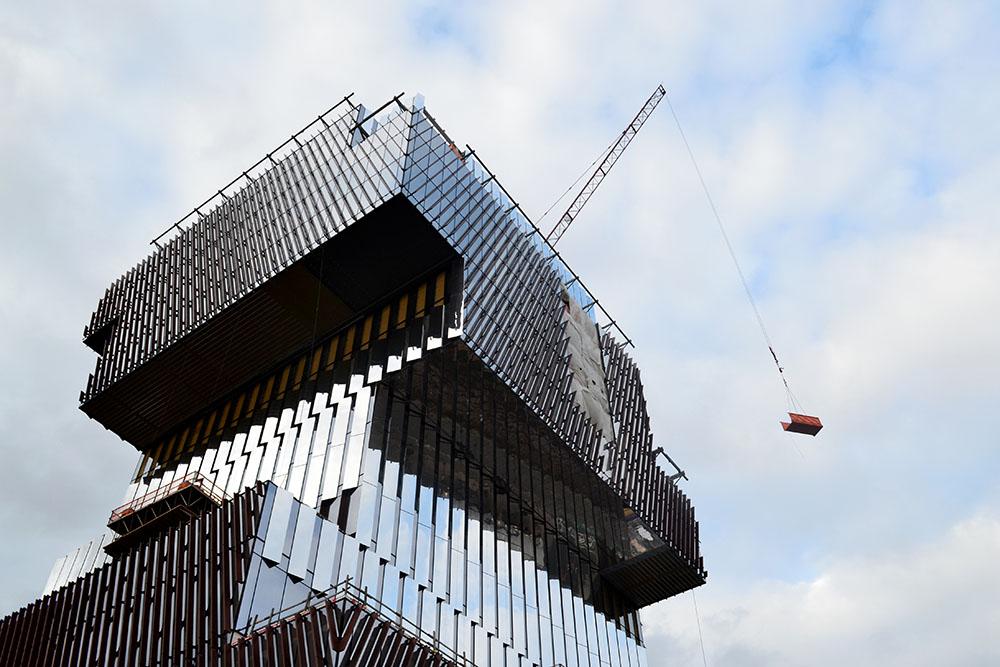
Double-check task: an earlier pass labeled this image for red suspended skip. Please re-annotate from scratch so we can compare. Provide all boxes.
[780,413,823,436]
[667,94,824,441]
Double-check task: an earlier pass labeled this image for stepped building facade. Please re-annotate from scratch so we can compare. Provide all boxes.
[0,93,706,666]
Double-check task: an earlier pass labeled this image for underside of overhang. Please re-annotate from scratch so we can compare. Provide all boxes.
[81,195,459,450]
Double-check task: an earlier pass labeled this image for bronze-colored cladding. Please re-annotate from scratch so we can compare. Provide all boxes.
[0,485,461,667]
[0,484,259,666]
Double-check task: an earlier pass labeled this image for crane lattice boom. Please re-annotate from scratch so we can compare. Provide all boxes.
[546,84,667,246]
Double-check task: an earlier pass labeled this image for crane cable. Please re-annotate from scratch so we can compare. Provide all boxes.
[664,92,803,413]
[692,590,710,667]
[536,140,616,227]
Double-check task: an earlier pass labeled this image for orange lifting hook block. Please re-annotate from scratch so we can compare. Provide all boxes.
[781,413,823,436]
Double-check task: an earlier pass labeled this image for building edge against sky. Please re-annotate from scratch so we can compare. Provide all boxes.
[0,93,706,666]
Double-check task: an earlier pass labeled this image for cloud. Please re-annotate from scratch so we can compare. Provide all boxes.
[644,508,1000,666]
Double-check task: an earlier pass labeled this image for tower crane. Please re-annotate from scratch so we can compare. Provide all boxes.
[544,83,823,436]
[546,84,666,246]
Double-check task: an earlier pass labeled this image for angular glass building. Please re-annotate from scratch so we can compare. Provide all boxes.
[0,93,706,666]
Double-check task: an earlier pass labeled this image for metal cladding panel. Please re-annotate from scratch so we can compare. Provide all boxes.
[81,99,411,406]
[78,92,705,606]
[288,499,320,579]
[41,532,114,595]
[399,109,706,585]
[311,520,339,593]
[0,484,464,667]
[81,341,657,663]
[0,485,262,666]
[263,484,295,565]
[117,271,462,515]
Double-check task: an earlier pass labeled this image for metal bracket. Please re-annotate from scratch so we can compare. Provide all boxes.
[347,92,406,143]
[651,447,688,482]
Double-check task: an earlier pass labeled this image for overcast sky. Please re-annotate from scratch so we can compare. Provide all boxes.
[2,1,999,665]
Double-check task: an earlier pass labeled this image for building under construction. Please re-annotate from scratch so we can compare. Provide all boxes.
[0,93,706,666]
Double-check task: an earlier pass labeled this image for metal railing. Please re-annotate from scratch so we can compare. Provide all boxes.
[108,472,227,524]
[233,577,474,666]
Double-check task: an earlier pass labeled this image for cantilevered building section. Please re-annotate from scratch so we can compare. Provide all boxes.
[0,93,706,666]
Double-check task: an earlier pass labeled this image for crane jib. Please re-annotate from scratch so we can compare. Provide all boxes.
[546,84,667,246]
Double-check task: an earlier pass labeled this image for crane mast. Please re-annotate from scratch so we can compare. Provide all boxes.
[546,84,667,246]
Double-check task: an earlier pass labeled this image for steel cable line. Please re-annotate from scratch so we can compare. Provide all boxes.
[664,91,803,413]
[692,590,710,667]
[536,140,616,227]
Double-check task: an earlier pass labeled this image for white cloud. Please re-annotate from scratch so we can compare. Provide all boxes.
[644,508,1000,666]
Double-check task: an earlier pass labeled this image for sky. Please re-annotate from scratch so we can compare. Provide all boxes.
[1,1,999,664]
